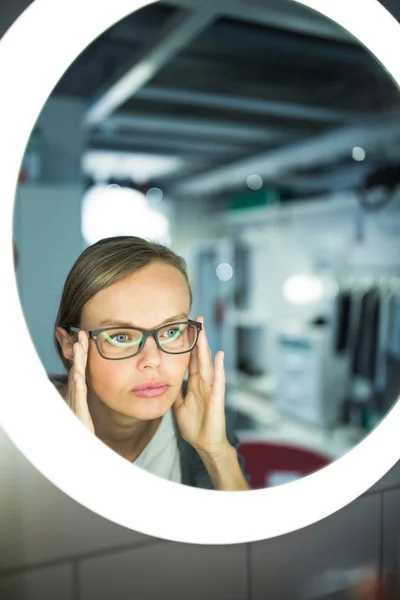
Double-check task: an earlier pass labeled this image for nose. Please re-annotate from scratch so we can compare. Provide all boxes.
[136,335,162,370]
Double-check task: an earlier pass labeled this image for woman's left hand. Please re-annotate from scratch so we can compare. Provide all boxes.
[173,316,231,460]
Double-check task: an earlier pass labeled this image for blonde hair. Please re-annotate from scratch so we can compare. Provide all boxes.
[55,236,192,371]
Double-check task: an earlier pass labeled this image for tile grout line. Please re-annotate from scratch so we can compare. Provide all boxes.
[246,543,253,600]
[0,538,167,579]
[379,492,384,583]
[363,481,400,497]
[71,560,81,600]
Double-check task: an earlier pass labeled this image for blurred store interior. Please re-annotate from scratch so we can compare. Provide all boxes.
[13,0,400,490]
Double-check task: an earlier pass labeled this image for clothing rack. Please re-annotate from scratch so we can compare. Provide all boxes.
[333,275,400,422]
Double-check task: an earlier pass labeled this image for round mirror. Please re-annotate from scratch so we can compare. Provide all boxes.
[2,0,400,544]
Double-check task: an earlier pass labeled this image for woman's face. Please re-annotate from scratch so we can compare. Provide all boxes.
[80,262,192,422]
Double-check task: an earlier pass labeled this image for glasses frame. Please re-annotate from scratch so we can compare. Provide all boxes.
[67,320,202,361]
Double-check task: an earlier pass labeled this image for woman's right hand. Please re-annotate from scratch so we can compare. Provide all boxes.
[65,330,94,434]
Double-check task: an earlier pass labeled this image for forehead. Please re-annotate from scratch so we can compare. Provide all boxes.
[81,262,190,329]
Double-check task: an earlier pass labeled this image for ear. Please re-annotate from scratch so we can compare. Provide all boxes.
[55,327,75,362]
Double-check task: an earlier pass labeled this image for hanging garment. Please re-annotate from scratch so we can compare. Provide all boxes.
[382,353,400,415]
[389,293,400,358]
[347,290,363,365]
[334,291,352,354]
[352,288,381,381]
[374,291,391,392]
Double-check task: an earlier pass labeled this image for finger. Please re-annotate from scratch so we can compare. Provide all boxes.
[78,330,89,370]
[196,316,214,385]
[188,341,199,375]
[74,371,92,430]
[65,340,86,413]
[210,351,226,408]
[197,316,212,362]
[73,340,87,378]
[65,357,76,410]
[74,371,87,412]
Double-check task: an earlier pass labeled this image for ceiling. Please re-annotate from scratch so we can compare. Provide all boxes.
[50,0,400,201]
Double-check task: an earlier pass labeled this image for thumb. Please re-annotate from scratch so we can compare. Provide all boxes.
[74,372,94,434]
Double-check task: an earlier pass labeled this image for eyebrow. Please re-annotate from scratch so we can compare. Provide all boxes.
[98,313,189,329]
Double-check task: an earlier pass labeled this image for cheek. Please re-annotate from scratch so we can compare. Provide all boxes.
[86,350,128,395]
[86,350,189,391]
[166,354,190,381]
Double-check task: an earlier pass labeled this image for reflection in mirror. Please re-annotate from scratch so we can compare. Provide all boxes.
[13,0,400,490]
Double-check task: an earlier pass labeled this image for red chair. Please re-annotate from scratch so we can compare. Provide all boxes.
[238,440,331,489]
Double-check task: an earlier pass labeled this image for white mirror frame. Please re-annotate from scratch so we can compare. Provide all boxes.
[0,0,399,545]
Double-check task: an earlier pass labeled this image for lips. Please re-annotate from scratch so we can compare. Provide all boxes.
[132,381,169,392]
[131,381,170,399]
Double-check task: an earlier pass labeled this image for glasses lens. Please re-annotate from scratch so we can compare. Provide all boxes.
[98,328,143,359]
[157,323,197,354]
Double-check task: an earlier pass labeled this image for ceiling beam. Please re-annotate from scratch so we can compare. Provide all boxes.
[101,112,289,143]
[281,164,373,194]
[135,85,358,123]
[84,8,215,126]
[170,113,400,196]
[164,0,354,44]
[89,131,254,157]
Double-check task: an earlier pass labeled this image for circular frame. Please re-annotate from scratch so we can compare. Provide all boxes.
[1,0,400,545]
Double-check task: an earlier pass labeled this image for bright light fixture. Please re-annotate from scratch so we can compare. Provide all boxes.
[81,184,170,246]
[1,0,400,546]
[283,274,325,305]
[82,150,183,184]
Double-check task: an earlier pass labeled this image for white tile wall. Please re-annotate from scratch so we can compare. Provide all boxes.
[1,407,398,600]
[366,460,400,494]
[0,416,398,600]
[250,494,381,600]
[79,542,248,600]
[382,488,400,574]
[0,428,149,573]
[0,564,74,600]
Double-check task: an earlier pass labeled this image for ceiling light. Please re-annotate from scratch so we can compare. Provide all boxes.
[283,274,325,305]
[216,263,233,281]
[81,184,170,246]
[352,146,366,161]
[146,187,163,204]
[246,174,263,190]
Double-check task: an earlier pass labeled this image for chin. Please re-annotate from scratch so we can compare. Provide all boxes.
[122,390,175,421]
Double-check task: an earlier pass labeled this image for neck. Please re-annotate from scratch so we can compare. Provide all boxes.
[87,391,161,462]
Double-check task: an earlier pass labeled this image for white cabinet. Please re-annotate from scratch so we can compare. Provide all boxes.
[275,328,348,427]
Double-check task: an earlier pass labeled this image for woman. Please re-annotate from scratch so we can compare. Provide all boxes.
[54,235,250,491]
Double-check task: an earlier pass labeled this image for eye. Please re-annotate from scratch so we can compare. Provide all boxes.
[112,333,130,344]
[101,331,141,347]
[165,328,181,338]
[160,327,183,343]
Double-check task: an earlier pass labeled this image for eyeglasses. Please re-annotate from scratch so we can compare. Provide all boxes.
[66,320,202,361]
